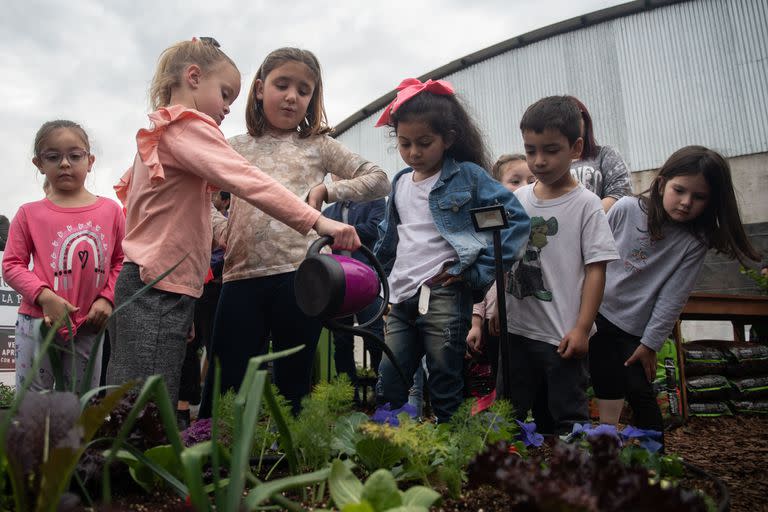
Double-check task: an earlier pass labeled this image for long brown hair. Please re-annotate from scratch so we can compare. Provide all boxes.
[566,96,599,160]
[641,145,760,264]
[245,48,331,138]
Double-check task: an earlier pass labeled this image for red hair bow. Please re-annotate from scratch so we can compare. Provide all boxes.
[375,78,455,127]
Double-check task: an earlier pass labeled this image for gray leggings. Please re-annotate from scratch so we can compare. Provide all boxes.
[15,314,103,392]
[106,263,194,405]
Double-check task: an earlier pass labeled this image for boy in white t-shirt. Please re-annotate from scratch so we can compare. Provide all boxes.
[497,96,618,436]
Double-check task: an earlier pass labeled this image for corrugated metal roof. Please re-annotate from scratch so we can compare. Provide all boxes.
[336,0,768,175]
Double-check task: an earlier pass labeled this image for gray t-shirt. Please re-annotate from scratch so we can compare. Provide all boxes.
[599,197,707,352]
[570,145,632,200]
[506,184,618,346]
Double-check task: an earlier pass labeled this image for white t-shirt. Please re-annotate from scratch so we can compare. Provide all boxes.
[506,183,618,346]
[388,172,458,303]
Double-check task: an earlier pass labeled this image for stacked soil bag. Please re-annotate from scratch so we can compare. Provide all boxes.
[683,339,768,416]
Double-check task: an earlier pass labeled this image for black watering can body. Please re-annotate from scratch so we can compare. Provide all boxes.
[294,236,407,384]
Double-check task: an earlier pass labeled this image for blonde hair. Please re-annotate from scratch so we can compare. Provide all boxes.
[491,153,526,181]
[245,47,331,138]
[149,38,238,110]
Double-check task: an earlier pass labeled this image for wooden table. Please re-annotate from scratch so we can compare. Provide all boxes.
[673,292,768,418]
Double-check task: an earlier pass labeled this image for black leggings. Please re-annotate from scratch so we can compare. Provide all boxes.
[199,272,322,417]
[588,314,664,431]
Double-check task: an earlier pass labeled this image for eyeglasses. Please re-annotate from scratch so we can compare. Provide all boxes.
[39,150,89,166]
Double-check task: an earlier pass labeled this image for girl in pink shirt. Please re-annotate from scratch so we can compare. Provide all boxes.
[2,120,125,391]
[106,38,358,405]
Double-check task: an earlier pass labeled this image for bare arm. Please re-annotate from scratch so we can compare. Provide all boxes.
[558,261,607,359]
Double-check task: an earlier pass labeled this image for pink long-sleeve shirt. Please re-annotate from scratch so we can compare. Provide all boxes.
[115,106,320,297]
[2,197,125,334]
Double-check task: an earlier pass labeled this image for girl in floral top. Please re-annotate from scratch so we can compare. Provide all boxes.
[199,48,390,416]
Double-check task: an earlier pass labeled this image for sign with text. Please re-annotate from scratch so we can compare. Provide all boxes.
[0,251,19,377]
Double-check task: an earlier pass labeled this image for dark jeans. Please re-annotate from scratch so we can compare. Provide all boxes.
[500,333,589,436]
[377,284,471,423]
[199,272,322,417]
[332,297,384,384]
[589,313,664,432]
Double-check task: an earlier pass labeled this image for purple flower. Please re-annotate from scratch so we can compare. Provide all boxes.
[515,419,544,447]
[620,426,663,453]
[370,403,418,426]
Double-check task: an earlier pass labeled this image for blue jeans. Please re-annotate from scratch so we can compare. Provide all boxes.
[377,284,471,423]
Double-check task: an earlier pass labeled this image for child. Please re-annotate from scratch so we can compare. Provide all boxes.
[374,78,530,423]
[568,96,632,211]
[199,47,391,416]
[501,96,619,436]
[107,39,358,406]
[589,146,761,432]
[467,153,534,382]
[2,120,125,391]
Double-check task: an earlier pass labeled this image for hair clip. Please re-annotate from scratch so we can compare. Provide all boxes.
[198,36,221,48]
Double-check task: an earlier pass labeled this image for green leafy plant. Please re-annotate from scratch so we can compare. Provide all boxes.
[740,266,768,293]
[0,383,13,408]
[320,459,440,512]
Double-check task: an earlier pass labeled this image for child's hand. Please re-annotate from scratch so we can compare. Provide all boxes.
[558,327,589,359]
[428,269,463,287]
[466,325,484,357]
[307,184,328,211]
[84,297,113,332]
[36,288,79,327]
[624,344,657,382]
[313,216,361,251]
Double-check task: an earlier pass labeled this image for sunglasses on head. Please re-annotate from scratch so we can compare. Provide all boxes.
[196,36,221,48]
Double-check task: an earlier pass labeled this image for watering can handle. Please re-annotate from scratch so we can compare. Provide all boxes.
[308,235,389,327]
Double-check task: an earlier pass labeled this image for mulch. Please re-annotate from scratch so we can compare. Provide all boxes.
[666,415,768,512]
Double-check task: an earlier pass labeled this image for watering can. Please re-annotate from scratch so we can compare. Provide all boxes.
[294,236,407,384]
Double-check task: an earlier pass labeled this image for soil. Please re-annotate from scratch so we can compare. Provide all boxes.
[666,415,768,512]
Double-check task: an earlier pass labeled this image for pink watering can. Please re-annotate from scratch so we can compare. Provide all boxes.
[295,235,406,383]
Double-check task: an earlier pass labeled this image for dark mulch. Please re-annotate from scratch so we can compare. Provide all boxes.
[666,415,768,512]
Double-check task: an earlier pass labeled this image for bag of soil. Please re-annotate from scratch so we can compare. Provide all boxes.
[686,375,731,401]
[730,400,768,415]
[730,376,768,399]
[688,401,733,417]
[724,344,768,377]
[684,345,728,377]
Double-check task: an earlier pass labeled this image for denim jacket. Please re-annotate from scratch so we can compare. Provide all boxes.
[374,158,530,297]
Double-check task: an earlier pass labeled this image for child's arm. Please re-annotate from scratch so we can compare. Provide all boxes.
[2,213,80,326]
[628,244,707,380]
[320,138,391,205]
[558,261,607,359]
[462,169,530,290]
[168,120,359,250]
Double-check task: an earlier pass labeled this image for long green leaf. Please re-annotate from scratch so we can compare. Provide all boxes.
[263,381,299,475]
[244,466,330,509]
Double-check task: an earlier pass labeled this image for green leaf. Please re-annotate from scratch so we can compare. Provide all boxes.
[329,459,363,508]
[341,501,376,512]
[387,506,431,512]
[244,466,330,508]
[332,412,369,456]
[401,486,441,507]
[356,437,406,471]
[360,469,402,511]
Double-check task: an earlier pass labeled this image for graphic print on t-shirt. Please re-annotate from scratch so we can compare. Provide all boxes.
[508,216,558,302]
[571,165,603,195]
[623,233,654,274]
[49,221,108,291]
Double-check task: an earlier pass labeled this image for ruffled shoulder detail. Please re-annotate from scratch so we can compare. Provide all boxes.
[137,105,219,185]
